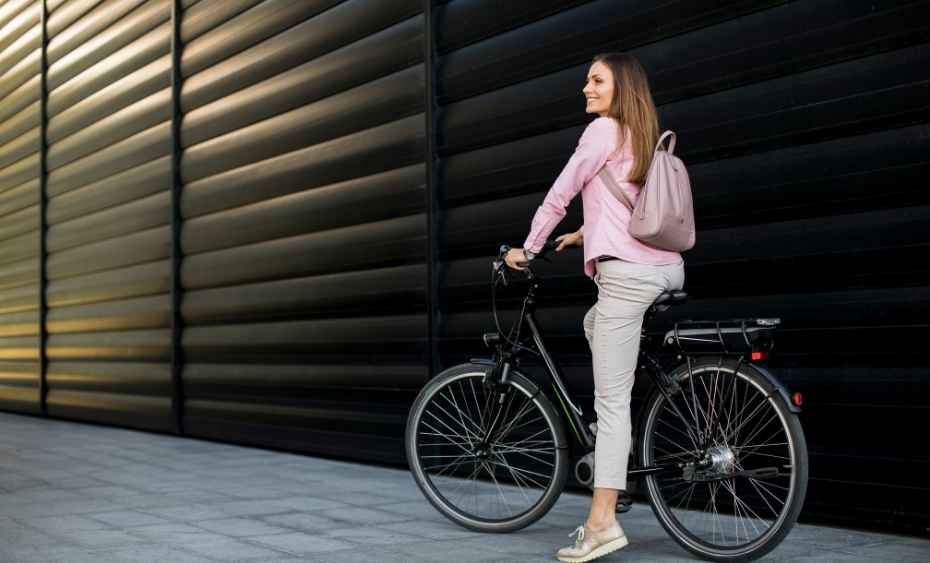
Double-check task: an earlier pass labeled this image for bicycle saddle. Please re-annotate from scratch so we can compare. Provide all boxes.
[649,290,688,313]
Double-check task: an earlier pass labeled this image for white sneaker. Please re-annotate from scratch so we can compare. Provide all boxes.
[556,521,628,562]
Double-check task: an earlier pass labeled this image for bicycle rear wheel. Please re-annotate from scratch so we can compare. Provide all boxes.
[639,358,808,562]
[405,362,569,533]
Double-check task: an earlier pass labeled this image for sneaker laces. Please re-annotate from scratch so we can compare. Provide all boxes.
[568,525,586,547]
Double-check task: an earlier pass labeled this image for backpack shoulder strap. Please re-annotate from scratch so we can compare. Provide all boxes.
[597,167,635,212]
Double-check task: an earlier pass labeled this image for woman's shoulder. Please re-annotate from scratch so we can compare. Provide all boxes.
[585,116,620,135]
[579,117,617,148]
[582,117,629,158]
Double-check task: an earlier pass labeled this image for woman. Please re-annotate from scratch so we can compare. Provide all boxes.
[504,52,685,562]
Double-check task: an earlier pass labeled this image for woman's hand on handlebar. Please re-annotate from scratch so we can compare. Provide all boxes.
[555,229,583,251]
[504,248,530,271]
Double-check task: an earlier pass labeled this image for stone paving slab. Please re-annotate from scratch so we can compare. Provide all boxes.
[0,412,926,562]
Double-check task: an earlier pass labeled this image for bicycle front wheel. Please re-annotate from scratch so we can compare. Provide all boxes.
[640,358,808,562]
[405,362,569,533]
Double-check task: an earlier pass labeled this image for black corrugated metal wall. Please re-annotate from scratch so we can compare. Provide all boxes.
[0,0,927,534]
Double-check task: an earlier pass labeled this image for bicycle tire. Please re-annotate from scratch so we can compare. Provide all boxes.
[639,357,808,562]
[405,362,569,533]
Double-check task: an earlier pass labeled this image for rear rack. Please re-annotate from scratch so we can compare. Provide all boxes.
[663,318,781,356]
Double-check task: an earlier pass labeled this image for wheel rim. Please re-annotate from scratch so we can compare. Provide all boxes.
[644,364,799,554]
[412,372,560,524]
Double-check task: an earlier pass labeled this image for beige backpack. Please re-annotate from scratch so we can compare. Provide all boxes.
[597,131,695,252]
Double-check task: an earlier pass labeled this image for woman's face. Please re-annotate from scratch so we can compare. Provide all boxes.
[583,61,614,117]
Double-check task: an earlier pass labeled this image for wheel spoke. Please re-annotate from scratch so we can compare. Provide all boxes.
[490,395,536,443]
[643,365,804,555]
[437,387,484,443]
[426,397,482,444]
[411,372,561,526]
[420,420,473,456]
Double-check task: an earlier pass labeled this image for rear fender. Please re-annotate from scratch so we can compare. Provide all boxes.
[744,362,802,414]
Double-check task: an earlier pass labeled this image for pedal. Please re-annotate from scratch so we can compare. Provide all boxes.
[616,491,633,513]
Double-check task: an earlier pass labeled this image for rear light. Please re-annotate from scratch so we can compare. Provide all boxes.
[792,392,803,407]
[750,350,766,361]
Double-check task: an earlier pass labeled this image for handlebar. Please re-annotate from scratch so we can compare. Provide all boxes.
[487,238,569,351]
[492,239,561,287]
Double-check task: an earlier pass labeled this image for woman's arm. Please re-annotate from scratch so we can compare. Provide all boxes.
[522,119,615,254]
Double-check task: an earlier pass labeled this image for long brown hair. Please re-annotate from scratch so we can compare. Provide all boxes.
[591,52,659,186]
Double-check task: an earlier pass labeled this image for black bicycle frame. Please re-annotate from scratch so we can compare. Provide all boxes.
[477,282,683,479]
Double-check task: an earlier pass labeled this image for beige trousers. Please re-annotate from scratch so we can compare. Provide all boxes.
[582,258,685,490]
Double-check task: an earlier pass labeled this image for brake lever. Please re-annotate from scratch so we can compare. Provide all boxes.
[492,260,509,287]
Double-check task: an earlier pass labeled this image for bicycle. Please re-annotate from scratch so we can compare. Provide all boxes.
[405,240,808,562]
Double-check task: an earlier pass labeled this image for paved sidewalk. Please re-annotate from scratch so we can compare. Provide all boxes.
[0,412,926,562]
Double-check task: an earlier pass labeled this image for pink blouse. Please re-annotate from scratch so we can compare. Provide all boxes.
[522,117,683,279]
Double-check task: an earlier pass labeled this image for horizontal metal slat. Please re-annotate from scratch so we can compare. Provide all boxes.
[0,178,37,217]
[436,0,592,53]
[0,0,33,33]
[0,335,38,360]
[0,196,36,238]
[0,0,37,60]
[48,191,169,252]
[47,260,169,309]
[0,116,38,169]
[0,76,39,134]
[0,98,38,148]
[47,294,169,334]
[46,0,105,38]
[183,264,425,325]
[0,30,39,98]
[47,121,169,192]
[182,113,424,190]
[48,329,170,361]
[0,283,37,315]
[183,100,424,188]
[184,398,404,430]
[0,384,39,413]
[181,9,422,112]
[183,63,423,151]
[183,315,425,361]
[181,0,345,78]
[184,362,426,391]
[0,361,38,386]
[183,137,423,220]
[0,257,37,291]
[47,225,169,280]
[0,230,38,264]
[0,151,37,194]
[46,389,171,431]
[47,156,168,216]
[48,55,169,144]
[183,214,424,289]
[0,309,36,337]
[47,0,167,89]
[48,89,170,171]
[47,0,146,62]
[48,20,168,116]
[47,361,171,395]
[181,0,265,45]
[183,164,423,252]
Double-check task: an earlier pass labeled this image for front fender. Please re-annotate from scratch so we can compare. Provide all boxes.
[465,358,568,448]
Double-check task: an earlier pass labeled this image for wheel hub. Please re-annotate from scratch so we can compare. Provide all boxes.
[706,445,737,474]
[473,443,493,460]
